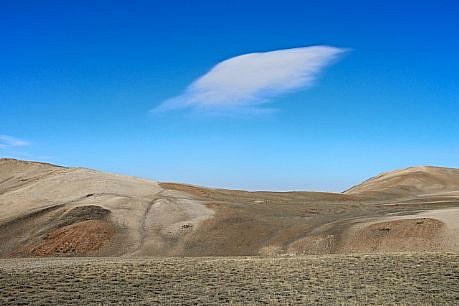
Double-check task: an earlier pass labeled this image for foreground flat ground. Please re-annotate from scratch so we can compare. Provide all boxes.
[1,253,458,305]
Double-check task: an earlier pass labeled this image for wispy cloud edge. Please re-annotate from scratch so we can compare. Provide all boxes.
[0,135,30,149]
[153,45,348,114]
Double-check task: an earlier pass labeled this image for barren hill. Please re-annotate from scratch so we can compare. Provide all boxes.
[1,158,458,257]
[344,166,459,199]
[0,158,212,257]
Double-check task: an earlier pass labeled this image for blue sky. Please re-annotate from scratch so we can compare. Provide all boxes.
[1,0,458,191]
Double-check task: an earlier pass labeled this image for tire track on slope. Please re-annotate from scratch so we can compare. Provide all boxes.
[133,190,166,254]
[0,168,67,196]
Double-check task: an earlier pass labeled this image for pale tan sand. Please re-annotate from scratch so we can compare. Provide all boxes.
[1,158,458,257]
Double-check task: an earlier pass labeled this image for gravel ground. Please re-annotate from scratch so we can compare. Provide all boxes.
[1,253,459,305]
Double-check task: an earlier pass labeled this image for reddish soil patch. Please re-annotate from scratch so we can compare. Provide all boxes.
[346,218,446,252]
[159,183,210,197]
[18,220,116,256]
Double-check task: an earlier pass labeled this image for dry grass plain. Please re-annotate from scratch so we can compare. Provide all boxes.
[1,253,459,305]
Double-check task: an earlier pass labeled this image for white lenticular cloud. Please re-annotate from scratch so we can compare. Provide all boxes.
[0,135,29,149]
[154,46,346,113]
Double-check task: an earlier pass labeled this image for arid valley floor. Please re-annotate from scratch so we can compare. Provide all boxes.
[1,158,459,304]
[2,254,459,304]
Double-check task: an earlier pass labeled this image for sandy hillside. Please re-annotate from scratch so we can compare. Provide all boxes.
[0,159,213,257]
[0,158,458,257]
[344,166,459,199]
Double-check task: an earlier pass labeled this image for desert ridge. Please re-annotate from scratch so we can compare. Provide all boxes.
[1,158,458,257]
